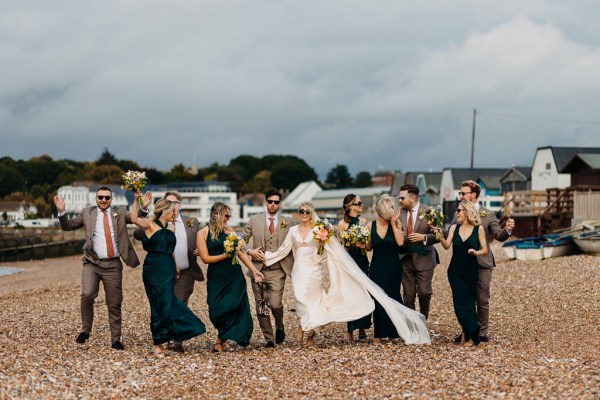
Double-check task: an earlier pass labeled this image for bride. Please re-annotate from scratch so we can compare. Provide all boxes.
[263,202,431,346]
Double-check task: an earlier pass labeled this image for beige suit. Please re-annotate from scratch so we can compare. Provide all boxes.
[450,205,511,336]
[243,213,293,342]
[59,206,141,343]
[399,205,440,319]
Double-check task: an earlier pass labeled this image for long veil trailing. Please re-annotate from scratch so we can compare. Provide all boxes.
[324,238,431,345]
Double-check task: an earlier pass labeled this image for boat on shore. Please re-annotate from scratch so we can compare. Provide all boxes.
[502,234,575,261]
[573,230,600,256]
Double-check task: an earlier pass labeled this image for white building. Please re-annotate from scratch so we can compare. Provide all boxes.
[0,201,38,225]
[57,183,129,215]
[531,146,600,191]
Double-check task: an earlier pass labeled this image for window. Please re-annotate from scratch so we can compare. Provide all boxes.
[546,163,551,170]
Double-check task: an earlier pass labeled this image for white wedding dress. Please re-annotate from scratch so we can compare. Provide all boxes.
[264,226,431,345]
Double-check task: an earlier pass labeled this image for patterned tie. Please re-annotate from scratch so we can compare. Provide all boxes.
[269,217,275,235]
[407,209,413,236]
[102,210,115,258]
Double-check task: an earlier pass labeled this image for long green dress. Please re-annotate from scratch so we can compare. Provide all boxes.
[369,221,402,339]
[447,224,481,344]
[142,220,206,345]
[346,216,372,333]
[206,231,253,346]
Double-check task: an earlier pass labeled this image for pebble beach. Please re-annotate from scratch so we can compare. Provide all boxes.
[0,243,598,399]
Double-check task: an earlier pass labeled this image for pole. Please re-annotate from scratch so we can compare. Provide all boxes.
[470,109,476,168]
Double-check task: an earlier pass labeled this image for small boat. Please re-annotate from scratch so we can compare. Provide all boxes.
[502,234,575,261]
[573,230,600,256]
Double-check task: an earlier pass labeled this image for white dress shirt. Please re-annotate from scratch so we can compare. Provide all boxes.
[174,215,189,270]
[93,207,120,259]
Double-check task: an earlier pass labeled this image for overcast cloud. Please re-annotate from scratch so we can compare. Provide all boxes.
[2,1,600,178]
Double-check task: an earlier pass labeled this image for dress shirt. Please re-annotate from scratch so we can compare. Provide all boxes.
[174,215,189,270]
[93,207,120,259]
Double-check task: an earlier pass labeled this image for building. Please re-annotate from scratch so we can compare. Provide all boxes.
[402,171,443,206]
[500,166,532,193]
[0,201,38,225]
[440,168,507,213]
[560,154,600,186]
[531,146,600,191]
[280,181,323,213]
[310,186,391,222]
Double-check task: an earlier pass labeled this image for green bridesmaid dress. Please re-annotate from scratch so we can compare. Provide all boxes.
[142,220,205,345]
[346,216,372,333]
[447,224,481,344]
[369,221,402,339]
[206,231,253,346]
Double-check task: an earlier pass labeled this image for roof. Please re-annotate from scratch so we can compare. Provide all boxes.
[537,146,600,172]
[403,171,443,188]
[0,201,22,212]
[500,166,532,183]
[445,168,507,189]
[310,186,391,211]
[281,181,323,211]
[560,153,600,173]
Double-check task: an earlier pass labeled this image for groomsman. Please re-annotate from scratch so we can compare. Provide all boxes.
[398,184,439,320]
[54,187,151,350]
[452,180,515,342]
[243,188,293,348]
[133,190,204,353]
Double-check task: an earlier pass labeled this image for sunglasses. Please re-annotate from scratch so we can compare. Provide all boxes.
[298,209,311,215]
[225,214,231,219]
[266,199,281,205]
[97,196,111,200]
[458,191,472,196]
[352,201,363,206]
[456,209,464,214]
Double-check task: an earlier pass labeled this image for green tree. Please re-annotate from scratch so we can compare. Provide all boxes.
[163,163,192,182]
[229,155,262,181]
[354,171,372,188]
[243,170,273,194]
[271,158,318,191]
[85,165,125,184]
[326,164,353,189]
[217,167,245,194]
[96,148,118,165]
[0,164,25,198]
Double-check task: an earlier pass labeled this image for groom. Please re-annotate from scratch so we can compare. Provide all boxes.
[243,188,293,348]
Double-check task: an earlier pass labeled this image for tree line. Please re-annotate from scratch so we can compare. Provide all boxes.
[0,149,372,218]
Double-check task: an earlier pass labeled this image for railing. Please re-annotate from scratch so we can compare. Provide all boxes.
[503,191,547,216]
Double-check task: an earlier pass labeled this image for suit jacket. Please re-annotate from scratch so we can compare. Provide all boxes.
[59,206,140,268]
[133,215,205,281]
[449,205,511,269]
[243,213,294,276]
[399,205,440,271]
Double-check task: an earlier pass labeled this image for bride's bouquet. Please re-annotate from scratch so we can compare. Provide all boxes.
[418,205,445,240]
[223,232,245,265]
[122,170,148,205]
[312,219,335,255]
[339,222,370,256]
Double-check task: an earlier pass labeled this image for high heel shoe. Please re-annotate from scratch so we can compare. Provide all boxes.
[306,332,315,347]
[213,340,224,353]
[358,329,367,340]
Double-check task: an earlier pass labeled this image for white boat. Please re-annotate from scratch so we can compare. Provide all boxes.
[502,234,575,261]
[573,230,600,256]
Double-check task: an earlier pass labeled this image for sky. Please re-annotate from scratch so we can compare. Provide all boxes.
[2,1,600,179]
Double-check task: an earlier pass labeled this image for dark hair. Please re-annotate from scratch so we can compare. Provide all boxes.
[164,190,182,201]
[264,188,282,201]
[96,186,112,193]
[342,194,357,223]
[460,180,481,198]
[400,184,419,196]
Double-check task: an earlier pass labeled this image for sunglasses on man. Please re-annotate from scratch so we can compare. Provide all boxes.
[97,196,112,200]
[266,199,281,205]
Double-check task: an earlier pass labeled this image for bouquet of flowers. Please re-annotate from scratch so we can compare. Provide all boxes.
[223,232,246,265]
[312,219,335,255]
[339,222,371,255]
[122,170,148,205]
[418,205,445,240]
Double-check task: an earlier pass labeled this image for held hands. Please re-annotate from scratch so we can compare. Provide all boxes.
[407,233,425,243]
[53,195,65,213]
[248,248,266,262]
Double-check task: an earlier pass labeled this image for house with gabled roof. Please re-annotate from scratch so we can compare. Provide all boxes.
[531,146,600,190]
[500,166,532,193]
[402,171,443,206]
[560,153,600,186]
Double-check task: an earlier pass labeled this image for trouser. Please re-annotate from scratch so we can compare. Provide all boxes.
[477,267,493,336]
[250,266,286,342]
[81,258,123,343]
[174,268,195,305]
[401,257,434,319]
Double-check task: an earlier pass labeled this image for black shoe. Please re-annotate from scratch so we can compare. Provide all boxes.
[454,333,463,344]
[479,335,489,342]
[265,341,275,348]
[75,332,90,344]
[275,327,286,344]
[111,340,125,350]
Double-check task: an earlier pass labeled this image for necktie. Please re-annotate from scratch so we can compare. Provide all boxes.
[407,209,413,236]
[103,210,115,258]
[269,218,275,234]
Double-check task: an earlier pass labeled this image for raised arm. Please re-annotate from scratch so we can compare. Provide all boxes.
[390,211,405,246]
[130,192,152,229]
[437,225,455,250]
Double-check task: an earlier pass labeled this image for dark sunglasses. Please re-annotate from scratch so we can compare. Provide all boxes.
[97,196,111,200]
[298,209,311,215]
[352,201,363,206]
[456,209,464,214]
[225,214,231,219]
[266,199,281,205]
[458,191,472,196]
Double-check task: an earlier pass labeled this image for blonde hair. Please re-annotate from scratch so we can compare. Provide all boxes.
[209,202,231,239]
[153,199,176,222]
[164,190,182,201]
[460,200,481,226]
[298,202,317,224]
[376,194,401,229]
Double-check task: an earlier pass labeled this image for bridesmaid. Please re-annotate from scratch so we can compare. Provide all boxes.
[337,194,372,342]
[368,194,405,344]
[131,194,206,356]
[436,200,487,346]
[197,202,264,352]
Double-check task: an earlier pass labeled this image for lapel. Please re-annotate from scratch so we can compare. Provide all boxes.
[90,207,98,235]
[413,205,423,232]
